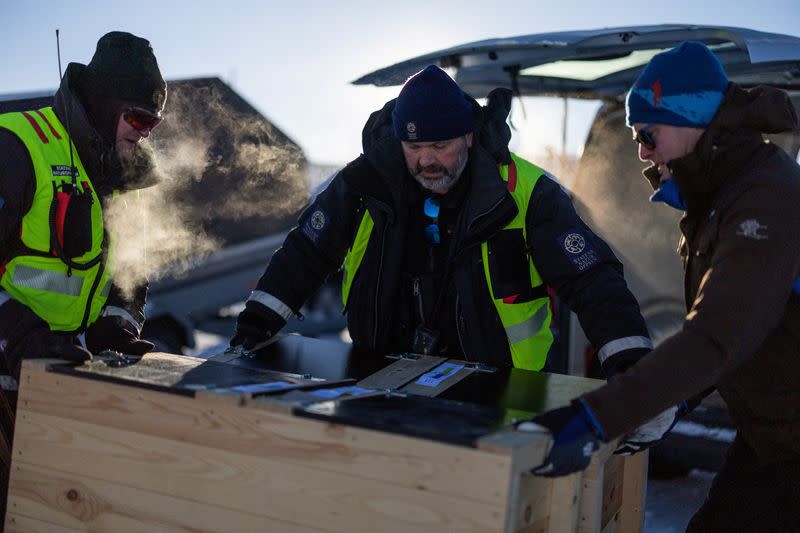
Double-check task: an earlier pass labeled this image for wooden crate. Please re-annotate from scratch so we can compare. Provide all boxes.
[5,356,646,533]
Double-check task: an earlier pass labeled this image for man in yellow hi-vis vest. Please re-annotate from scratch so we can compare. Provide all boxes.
[232,66,652,379]
[0,31,166,514]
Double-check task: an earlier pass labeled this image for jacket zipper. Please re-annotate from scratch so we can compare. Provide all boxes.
[413,277,426,325]
[372,224,388,346]
[79,259,105,331]
[455,293,469,362]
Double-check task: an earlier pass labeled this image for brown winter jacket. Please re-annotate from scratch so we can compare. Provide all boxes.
[583,84,800,463]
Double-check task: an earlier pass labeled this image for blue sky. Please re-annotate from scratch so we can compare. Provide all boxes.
[4,0,799,166]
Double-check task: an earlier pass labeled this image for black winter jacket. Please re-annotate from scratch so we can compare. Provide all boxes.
[256,90,650,370]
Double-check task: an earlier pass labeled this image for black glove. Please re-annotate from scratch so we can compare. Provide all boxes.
[85,315,154,356]
[231,301,286,350]
[520,398,608,477]
[0,299,91,376]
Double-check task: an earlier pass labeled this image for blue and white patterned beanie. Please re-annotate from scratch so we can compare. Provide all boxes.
[626,41,729,128]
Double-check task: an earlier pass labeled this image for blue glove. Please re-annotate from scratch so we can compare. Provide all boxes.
[520,398,608,477]
[614,401,687,455]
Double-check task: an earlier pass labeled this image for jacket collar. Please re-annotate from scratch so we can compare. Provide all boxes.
[353,89,517,239]
[649,83,798,216]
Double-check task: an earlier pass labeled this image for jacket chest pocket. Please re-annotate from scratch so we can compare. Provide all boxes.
[687,216,720,281]
[487,229,544,303]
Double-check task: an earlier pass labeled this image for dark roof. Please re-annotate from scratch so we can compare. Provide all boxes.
[0,77,308,248]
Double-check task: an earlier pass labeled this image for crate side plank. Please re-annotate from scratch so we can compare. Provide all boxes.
[18,363,511,506]
[578,451,605,533]
[8,461,326,533]
[546,472,582,532]
[617,451,648,533]
[511,473,552,533]
[600,455,624,529]
[6,513,82,533]
[12,409,507,532]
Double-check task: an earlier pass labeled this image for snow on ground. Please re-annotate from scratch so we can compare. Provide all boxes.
[645,469,715,532]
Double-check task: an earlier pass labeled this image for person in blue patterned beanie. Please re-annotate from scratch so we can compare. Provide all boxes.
[626,41,729,210]
[580,37,800,532]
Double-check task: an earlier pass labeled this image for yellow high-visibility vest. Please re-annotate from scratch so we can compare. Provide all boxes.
[342,152,553,370]
[0,107,110,332]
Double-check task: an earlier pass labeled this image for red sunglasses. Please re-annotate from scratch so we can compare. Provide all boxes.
[123,108,162,132]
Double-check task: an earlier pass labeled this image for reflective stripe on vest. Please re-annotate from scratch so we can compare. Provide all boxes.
[12,265,84,296]
[341,210,374,307]
[481,153,553,371]
[340,152,553,370]
[0,107,109,332]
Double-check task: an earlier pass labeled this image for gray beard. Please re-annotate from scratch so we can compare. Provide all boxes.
[414,172,458,193]
[412,144,469,193]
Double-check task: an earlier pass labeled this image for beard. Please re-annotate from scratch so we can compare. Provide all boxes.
[115,139,163,191]
[411,139,469,193]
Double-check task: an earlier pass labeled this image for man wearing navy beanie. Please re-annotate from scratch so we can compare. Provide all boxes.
[234,65,653,409]
[529,41,800,530]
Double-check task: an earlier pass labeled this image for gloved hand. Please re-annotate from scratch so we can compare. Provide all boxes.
[520,398,608,477]
[0,299,91,374]
[85,315,154,356]
[614,402,687,455]
[231,301,286,350]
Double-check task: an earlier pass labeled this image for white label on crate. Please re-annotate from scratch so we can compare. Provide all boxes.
[415,363,465,388]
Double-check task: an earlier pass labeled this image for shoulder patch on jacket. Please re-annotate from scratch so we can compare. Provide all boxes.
[558,229,600,272]
[301,206,329,244]
[735,219,768,240]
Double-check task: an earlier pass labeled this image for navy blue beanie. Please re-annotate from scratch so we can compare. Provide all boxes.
[392,65,474,142]
[626,41,728,128]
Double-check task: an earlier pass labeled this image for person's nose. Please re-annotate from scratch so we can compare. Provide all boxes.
[138,128,151,139]
[418,150,437,167]
[638,143,653,162]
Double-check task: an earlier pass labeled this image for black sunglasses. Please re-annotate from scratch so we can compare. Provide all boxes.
[423,196,440,245]
[634,125,656,150]
[123,107,162,132]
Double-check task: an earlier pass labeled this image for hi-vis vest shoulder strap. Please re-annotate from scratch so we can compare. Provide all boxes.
[0,107,111,332]
[341,152,553,370]
[483,153,552,370]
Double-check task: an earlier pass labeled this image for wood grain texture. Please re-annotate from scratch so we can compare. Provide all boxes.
[512,473,552,533]
[579,451,605,532]
[6,513,81,533]
[17,361,511,506]
[600,455,624,529]
[547,472,582,532]
[12,360,645,533]
[12,409,506,532]
[8,462,326,533]
[618,451,648,533]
